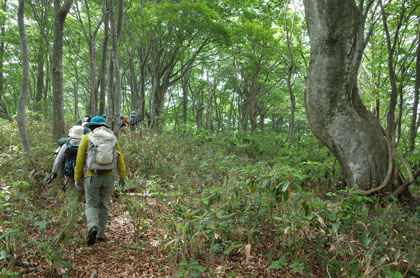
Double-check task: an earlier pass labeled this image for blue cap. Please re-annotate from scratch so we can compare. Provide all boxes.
[84,116,110,128]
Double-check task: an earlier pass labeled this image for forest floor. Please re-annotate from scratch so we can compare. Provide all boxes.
[22,194,310,278]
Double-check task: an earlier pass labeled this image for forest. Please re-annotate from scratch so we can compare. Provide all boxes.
[1,0,420,277]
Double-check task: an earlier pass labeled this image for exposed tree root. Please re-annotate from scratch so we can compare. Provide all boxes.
[360,133,393,195]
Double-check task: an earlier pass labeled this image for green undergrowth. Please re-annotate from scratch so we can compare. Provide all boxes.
[119,129,420,277]
[1,120,419,277]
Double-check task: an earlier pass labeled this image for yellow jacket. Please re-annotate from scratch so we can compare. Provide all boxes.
[74,133,126,181]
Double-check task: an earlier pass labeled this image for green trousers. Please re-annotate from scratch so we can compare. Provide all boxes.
[84,175,114,238]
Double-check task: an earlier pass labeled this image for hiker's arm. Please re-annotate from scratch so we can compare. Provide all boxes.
[52,145,66,174]
[116,140,126,180]
[74,134,89,181]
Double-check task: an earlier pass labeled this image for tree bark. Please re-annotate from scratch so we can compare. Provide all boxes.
[52,0,73,140]
[34,48,44,115]
[76,0,103,116]
[204,70,214,131]
[0,0,10,121]
[408,35,420,152]
[303,0,391,191]
[380,0,406,144]
[17,0,31,153]
[108,0,122,134]
[98,0,109,116]
[285,7,296,141]
[181,69,190,125]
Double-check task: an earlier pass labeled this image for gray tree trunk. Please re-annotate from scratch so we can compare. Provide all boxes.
[204,71,213,131]
[76,0,103,116]
[303,0,390,191]
[34,49,44,115]
[52,0,73,140]
[98,0,109,117]
[17,0,31,153]
[74,81,79,120]
[285,9,296,141]
[0,0,10,121]
[108,0,122,134]
[408,36,420,152]
[182,70,189,125]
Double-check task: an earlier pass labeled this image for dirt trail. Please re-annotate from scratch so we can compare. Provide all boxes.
[22,197,303,277]
[64,202,168,278]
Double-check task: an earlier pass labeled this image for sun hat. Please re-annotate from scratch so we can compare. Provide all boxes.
[82,115,91,123]
[68,125,84,139]
[84,116,110,128]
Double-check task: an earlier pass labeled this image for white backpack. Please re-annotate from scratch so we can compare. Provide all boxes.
[86,126,117,171]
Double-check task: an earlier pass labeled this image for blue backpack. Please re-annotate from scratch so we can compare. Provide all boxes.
[61,143,79,179]
[129,114,138,125]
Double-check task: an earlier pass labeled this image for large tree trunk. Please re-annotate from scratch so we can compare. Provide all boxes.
[17,0,31,153]
[303,0,392,191]
[51,0,73,140]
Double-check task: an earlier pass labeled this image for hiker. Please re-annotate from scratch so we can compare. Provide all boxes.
[50,125,85,226]
[74,116,126,246]
[129,111,138,131]
[55,118,90,154]
[120,114,129,128]
[81,115,91,134]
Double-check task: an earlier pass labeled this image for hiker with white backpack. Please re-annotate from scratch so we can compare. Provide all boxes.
[50,125,85,227]
[74,116,126,246]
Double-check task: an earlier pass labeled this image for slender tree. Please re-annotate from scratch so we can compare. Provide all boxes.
[51,0,73,140]
[408,34,420,152]
[107,0,123,134]
[75,0,103,116]
[17,0,31,153]
[0,0,11,121]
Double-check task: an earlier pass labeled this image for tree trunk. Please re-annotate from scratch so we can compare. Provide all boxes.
[0,0,10,121]
[182,70,189,125]
[17,0,31,153]
[239,96,249,132]
[129,58,139,115]
[303,0,392,191]
[396,85,404,145]
[87,37,98,116]
[381,0,405,144]
[249,101,258,135]
[285,8,296,141]
[259,111,265,134]
[204,73,214,131]
[52,0,73,140]
[107,0,122,134]
[408,36,420,152]
[76,0,103,116]
[98,0,109,117]
[34,48,44,115]
[74,81,79,120]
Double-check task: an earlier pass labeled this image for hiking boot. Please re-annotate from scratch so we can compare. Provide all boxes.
[96,237,106,242]
[87,226,98,246]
